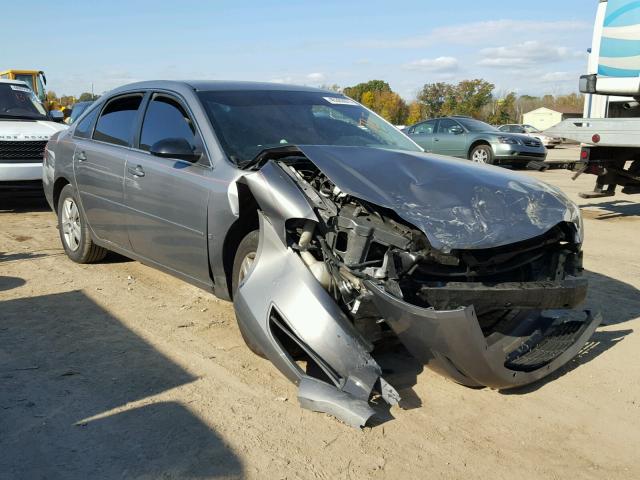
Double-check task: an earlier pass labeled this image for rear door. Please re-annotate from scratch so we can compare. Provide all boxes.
[406,120,436,151]
[123,92,211,283]
[433,118,468,157]
[74,94,144,249]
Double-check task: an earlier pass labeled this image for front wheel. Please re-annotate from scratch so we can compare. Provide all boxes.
[470,145,494,164]
[57,184,107,263]
[232,230,265,357]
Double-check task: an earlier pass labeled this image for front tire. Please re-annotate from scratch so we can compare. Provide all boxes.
[470,144,494,164]
[232,230,265,357]
[57,184,107,263]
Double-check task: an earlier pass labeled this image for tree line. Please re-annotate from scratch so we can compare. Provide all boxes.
[337,79,583,126]
[45,80,583,126]
[45,91,100,111]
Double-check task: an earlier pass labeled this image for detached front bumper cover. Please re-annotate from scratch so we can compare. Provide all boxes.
[367,281,601,389]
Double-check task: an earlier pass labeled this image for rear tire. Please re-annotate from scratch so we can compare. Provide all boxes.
[57,184,107,263]
[232,230,265,357]
[470,144,494,165]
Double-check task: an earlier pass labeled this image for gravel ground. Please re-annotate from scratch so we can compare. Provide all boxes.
[1,152,639,480]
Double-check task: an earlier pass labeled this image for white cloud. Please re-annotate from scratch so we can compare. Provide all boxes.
[478,41,584,69]
[403,56,459,72]
[351,20,590,49]
[541,71,575,82]
[306,72,326,83]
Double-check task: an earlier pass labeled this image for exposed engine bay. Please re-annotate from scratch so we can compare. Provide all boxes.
[233,145,601,427]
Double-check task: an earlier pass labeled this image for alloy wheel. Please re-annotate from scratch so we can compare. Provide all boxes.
[238,252,256,284]
[61,198,81,251]
[472,148,489,163]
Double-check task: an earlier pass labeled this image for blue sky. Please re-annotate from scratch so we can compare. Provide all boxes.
[4,0,596,98]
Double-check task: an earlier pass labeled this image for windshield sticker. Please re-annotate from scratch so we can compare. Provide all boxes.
[324,96,358,106]
[10,85,33,93]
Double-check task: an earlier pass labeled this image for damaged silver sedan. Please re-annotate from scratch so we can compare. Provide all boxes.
[43,81,600,427]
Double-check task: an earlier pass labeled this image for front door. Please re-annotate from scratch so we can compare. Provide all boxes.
[74,94,144,249]
[123,93,211,284]
[407,120,436,151]
[433,118,468,157]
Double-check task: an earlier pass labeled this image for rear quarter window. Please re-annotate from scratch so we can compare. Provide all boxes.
[73,106,100,139]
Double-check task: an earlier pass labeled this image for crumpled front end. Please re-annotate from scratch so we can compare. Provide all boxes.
[233,146,600,426]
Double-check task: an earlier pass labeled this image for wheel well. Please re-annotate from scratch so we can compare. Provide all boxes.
[468,141,491,159]
[222,182,259,299]
[52,177,70,214]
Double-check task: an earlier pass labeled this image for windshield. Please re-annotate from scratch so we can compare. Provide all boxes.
[197,90,421,164]
[523,125,541,133]
[0,83,48,120]
[456,117,499,133]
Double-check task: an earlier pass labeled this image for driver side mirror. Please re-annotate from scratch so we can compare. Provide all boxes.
[49,110,64,123]
[450,125,464,135]
[149,138,200,163]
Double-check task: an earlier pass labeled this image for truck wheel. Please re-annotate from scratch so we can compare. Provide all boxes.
[470,145,494,164]
[232,230,265,357]
[57,185,107,263]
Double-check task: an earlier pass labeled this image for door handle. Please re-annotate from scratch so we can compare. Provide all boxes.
[76,150,87,162]
[127,165,145,178]
[434,138,440,142]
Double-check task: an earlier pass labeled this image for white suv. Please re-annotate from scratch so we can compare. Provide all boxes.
[0,79,66,183]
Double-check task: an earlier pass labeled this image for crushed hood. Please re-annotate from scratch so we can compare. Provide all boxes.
[296,145,581,252]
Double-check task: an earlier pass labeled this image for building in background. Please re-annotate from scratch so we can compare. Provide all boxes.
[522,107,583,130]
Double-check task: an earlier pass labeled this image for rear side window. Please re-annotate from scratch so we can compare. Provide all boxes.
[139,95,196,151]
[74,106,100,139]
[93,95,143,146]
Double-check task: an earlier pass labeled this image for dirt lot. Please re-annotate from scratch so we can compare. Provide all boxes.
[1,148,639,479]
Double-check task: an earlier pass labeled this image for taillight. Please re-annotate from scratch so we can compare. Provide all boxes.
[592,134,601,144]
[580,148,589,160]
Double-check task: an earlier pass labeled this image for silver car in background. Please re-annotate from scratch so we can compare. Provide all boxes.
[498,124,563,148]
[43,81,599,427]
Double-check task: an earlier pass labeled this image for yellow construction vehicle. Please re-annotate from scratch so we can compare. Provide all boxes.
[0,69,47,102]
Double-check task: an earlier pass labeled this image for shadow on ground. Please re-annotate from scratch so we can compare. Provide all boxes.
[0,275,26,292]
[0,183,50,213]
[502,269,638,395]
[0,291,243,479]
[581,200,640,219]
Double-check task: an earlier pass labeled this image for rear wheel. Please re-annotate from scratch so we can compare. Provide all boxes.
[57,185,107,263]
[470,144,494,165]
[232,230,265,357]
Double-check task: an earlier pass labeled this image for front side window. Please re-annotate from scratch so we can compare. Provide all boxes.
[197,90,421,165]
[93,94,143,147]
[139,95,196,151]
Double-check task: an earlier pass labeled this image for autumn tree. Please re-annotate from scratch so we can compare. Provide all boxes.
[343,80,392,103]
[406,101,424,125]
[343,80,407,124]
[78,92,100,102]
[417,79,494,120]
[416,82,456,119]
[486,92,517,125]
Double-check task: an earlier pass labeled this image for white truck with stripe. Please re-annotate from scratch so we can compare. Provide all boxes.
[547,0,640,197]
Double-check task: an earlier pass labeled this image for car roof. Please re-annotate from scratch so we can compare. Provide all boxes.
[109,80,337,95]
